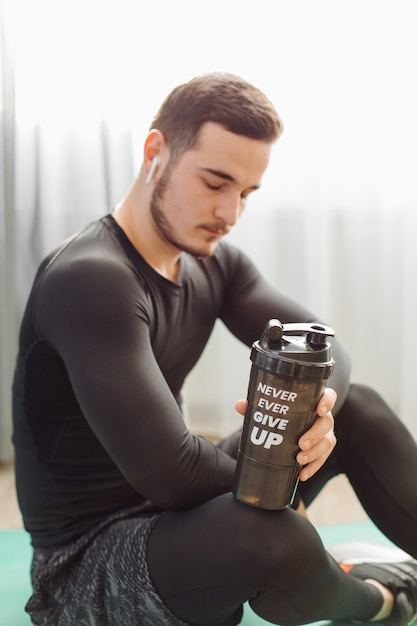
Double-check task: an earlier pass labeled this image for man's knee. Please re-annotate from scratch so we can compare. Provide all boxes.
[339,383,397,428]
[228,498,329,583]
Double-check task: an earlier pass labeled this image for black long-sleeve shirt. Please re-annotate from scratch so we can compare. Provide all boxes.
[12,214,350,548]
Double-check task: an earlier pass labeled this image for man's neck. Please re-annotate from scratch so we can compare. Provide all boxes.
[112,199,181,283]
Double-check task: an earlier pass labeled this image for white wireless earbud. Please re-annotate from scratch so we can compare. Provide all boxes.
[145,156,161,184]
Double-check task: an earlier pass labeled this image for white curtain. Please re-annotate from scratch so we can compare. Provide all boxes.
[1,0,417,460]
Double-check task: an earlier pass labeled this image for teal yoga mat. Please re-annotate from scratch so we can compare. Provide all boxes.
[0,520,397,625]
[0,529,32,625]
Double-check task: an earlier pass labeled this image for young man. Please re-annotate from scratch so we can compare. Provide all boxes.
[12,73,417,625]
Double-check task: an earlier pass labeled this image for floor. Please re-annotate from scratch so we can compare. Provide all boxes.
[0,461,368,529]
[0,463,24,529]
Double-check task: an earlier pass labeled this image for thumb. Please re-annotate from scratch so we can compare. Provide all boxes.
[234,399,247,416]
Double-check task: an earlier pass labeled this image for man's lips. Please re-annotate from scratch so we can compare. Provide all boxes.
[200,224,229,237]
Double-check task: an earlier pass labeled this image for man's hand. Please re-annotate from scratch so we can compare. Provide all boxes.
[234,387,337,482]
[296,387,337,481]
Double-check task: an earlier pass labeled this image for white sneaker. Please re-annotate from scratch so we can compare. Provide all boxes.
[329,541,412,565]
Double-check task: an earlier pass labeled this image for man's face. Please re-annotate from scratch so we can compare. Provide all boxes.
[150,122,272,258]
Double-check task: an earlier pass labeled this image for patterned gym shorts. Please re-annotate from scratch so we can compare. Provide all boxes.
[25,507,192,625]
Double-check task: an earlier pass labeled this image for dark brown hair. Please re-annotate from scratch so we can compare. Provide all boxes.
[150,73,283,162]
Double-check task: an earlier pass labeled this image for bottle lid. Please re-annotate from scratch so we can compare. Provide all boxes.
[251,319,335,381]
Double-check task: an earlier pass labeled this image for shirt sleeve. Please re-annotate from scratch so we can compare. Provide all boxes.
[35,256,236,511]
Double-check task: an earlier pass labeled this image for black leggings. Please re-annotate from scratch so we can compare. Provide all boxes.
[147,384,417,625]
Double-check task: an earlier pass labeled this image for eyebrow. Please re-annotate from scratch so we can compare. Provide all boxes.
[199,167,260,192]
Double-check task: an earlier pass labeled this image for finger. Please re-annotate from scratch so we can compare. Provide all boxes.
[298,429,337,481]
[298,408,334,451]
[234,399,247,415]
[297,424,336,465]
[316,387,337,417]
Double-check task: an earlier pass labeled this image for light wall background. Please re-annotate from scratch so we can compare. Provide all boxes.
[1,0,416,459]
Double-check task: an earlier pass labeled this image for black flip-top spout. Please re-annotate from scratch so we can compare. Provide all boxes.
[259,319,284,348]
[255,319,335,381]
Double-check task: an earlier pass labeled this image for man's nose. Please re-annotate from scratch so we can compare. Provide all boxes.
[214,194,243,226]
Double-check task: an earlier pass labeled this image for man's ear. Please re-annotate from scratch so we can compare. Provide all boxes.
[144,129,167,167]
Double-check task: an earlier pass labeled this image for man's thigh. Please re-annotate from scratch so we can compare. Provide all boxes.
[146,492,326,625]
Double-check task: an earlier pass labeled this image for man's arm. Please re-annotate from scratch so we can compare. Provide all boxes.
[218,243,351,413]
[35,257,237,510]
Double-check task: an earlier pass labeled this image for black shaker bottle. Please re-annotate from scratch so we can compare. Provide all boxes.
[233,319,335,510]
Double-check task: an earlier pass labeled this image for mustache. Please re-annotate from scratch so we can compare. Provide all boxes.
[200,222,230,235]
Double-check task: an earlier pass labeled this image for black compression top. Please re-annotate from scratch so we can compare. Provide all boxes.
[12,215,350,548]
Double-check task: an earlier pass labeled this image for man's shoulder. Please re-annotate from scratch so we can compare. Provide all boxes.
[34,216,148,308]
[42,216,134,278]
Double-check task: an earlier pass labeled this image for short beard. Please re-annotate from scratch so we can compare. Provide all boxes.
[149,167,174,243]
[149,167,214,258]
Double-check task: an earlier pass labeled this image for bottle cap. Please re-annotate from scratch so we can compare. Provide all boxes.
[251,319,335,381]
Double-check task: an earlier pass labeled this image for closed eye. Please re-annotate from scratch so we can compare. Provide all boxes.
[205,181,223,191]
[199,167,260,198]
